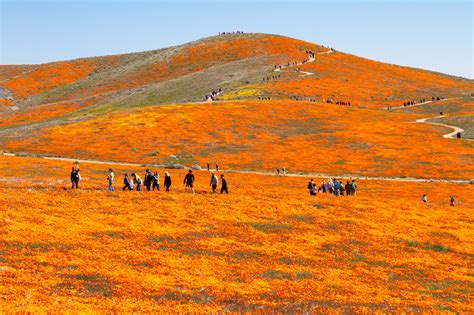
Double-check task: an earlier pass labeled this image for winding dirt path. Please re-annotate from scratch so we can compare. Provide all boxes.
[0,151,469,184]
[416,115,471,140]
[274,49,334,77]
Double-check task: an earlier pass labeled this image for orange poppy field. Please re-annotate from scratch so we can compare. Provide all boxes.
[0,154,472,312]
[2,99,472,180]
[0,32,473,312]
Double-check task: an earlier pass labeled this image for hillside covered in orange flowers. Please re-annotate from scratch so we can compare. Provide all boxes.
[0,33,473,312]
[1,33,471,126]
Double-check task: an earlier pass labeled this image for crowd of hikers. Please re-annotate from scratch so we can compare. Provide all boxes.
[402,96,444,107]
[72,165,229,195]
[307,178,357,196]
[324,99,351,106]
[72,164,460,206]
[262,74,281,82]
[218,31,244,35]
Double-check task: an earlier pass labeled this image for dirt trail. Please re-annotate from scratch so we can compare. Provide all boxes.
[416,115,472,140]
[274,49,334,77]
[1,151,470,184]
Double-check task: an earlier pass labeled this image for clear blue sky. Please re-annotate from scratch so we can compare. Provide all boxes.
[1,0,472,78]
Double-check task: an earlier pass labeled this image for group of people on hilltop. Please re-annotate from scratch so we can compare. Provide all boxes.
[218,31,244,35]
[307,178,357,196]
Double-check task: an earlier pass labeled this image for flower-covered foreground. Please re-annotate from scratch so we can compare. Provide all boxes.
[0,155,472,312]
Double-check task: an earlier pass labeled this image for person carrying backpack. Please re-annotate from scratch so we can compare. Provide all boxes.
[132,173,142,191]
[164,172,172,192]
[107,168,115,192]
[220,174,228,194]
[351,179,357,196]
[71,167,81,189]
[123,173,134,191]
[144,169,153,191]
[184,170,195,194]
[210,172,218,193]
[152,171,160,191]
[345,181,351,196]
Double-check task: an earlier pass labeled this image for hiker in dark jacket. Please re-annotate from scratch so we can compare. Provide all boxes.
[220,174,228,194]
[123,173,134,191]
[164,172,172,192]
[70,167,80,189]
[345,181,351,196]
[144,169,153,191]
[184,170,195,194]
[307,179,316,196]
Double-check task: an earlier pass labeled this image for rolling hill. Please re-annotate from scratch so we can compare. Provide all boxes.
[1,33,473,312]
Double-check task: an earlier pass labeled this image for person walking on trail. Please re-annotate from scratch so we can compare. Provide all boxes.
[220,174,228,194]
[215,163,219,172]
[164,172,172,192]
[132,173,142,191]
[207,162,210,171]
[351,179,357,196]
[70,167,76,189]
[334,179,341,196]
[107,168,115,192]
[450,196,455,206]
[71,167,80,189]
[328,179,334,194]
[210,172,218,193]
[144,169,153,191]
[184,170,195,194]
[152,171,160,191]
[322,181,328,193]
[422,194,427,203]
[123,173,134,191]
[307,179,317,196]
[345,181,351,196]
[340,181,346,196]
